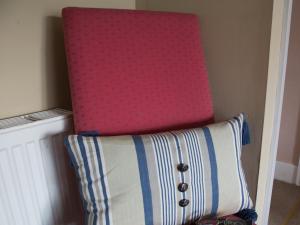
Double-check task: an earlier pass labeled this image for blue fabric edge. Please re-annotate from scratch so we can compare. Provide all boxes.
[132,135,154,225]
[64,136,89,224]
[203,127,219,216]
[78,131,100,137]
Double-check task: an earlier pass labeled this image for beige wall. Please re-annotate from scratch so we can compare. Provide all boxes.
[1,0,273,199]
[277,0,300,166]
[0,0,135,119]
[136,0,273,199]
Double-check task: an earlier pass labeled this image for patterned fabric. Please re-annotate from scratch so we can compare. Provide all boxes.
[62,8,214,135]
[65,114,253,225]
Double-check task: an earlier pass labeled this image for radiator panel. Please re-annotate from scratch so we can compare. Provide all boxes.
[0,110,82,225]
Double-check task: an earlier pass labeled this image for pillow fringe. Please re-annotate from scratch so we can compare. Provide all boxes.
[242,116,250,145]
[235,208,258,222]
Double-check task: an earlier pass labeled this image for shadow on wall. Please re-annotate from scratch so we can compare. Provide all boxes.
[43,16,72,111]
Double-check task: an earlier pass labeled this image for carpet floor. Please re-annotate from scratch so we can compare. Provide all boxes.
[269,180,300,225]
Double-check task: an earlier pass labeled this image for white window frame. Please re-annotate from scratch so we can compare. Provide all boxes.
[255,0,294,225]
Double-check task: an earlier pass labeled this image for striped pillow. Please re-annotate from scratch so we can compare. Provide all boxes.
[65,113,253,225]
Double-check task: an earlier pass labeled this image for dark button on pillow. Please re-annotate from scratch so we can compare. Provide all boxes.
[177,163,189,172]
[178,183,188,192]
[179,199,189,207]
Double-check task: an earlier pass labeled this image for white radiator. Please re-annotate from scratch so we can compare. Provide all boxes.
[0,109,83,225]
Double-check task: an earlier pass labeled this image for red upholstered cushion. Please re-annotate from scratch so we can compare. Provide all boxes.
[62,8,214,135]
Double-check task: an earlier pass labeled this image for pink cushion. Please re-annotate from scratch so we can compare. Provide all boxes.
[62,8,214,135]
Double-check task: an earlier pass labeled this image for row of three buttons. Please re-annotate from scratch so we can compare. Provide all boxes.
[177,163,189,207]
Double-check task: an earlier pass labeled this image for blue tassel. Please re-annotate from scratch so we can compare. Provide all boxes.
[242,116,250,145]
[235,208,258,222]
[78,131,100,137]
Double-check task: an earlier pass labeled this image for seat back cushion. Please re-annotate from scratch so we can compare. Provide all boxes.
[62,8,214,135]
[64,114,253,225]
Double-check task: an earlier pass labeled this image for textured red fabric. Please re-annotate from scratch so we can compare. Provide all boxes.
[62,7,214,135]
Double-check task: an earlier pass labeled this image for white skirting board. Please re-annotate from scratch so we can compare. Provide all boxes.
[297,158,300,186]
[274,160,300,185]
[0,109,83,225]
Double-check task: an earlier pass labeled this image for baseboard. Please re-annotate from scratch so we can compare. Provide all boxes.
[297,158,300,186]
[274,161,297,184]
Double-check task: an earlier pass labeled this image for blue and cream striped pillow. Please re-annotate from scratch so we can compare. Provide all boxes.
[65,113,253,225]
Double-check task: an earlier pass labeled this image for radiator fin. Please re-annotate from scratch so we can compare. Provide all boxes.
[0,109,72,130]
